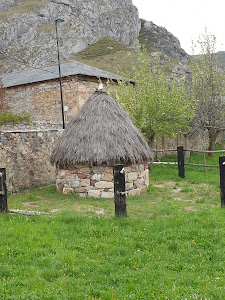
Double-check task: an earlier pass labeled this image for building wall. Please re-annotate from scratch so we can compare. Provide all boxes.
[0,129,62,192]
[5,75,108,125]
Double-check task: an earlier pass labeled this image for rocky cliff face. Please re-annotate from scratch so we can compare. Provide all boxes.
[139,20,188,63]
[0,0,140,73]
[0,0,189,75]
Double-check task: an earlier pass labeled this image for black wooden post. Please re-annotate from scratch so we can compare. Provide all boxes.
[177,146,185,178]
[219,156,225,206]
[0,168,7,213]
[113,165,127,217]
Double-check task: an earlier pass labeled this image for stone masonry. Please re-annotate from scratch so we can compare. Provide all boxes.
[0,129,62,192]
[4,75,109,126]
[56,163,149,198]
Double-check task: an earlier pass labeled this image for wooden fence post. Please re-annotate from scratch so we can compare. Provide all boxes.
[0,168,8,213]
[113,165,127,217]
[219,156,225,206]
[177,146,185,178]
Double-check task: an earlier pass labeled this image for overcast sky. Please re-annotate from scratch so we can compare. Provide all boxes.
[132,0,225,54]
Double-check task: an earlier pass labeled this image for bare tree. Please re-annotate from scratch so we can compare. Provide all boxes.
[189,30,225,156]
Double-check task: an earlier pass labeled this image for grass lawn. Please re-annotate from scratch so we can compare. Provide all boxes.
[1,149,225,299]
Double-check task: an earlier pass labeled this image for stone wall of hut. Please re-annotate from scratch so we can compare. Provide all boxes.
[56,163,149,198]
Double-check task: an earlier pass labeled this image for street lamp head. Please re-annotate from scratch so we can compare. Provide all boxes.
[55,17,64,23]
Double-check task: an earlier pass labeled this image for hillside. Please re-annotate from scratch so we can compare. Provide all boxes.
[216,51,225,69]
[0,0,139,74]
[0,0,189,75]
[74,20,189,75]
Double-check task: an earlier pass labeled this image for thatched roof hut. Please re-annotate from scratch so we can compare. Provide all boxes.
[51,90,152,167]
[51,90,152,197]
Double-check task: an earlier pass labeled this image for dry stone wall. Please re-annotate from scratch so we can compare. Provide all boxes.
[56,163,149,198]
[0,129,62,192]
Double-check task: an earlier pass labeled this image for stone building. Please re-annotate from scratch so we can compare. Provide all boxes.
[1,60,123,127]
[51,90,152,198]
[0,61,130,192]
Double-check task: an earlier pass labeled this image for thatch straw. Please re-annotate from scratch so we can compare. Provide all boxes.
[51,90,152,167]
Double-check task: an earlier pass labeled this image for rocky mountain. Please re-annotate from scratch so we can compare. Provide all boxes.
[0,0,188,75]
[139,19,188,64]
[215,51,225,70]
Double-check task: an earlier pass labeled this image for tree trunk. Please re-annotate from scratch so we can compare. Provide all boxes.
[184,134,190,163]
[149,134,155,148]
[208,128,217,157]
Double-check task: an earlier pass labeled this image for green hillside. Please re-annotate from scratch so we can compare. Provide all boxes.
[73,38,136,74]
[73,37,183,75]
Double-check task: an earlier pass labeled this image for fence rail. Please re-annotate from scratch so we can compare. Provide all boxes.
[152,149,225,154]
[152,162,219,168]
[151,146,225,206]
[152,146,225,173]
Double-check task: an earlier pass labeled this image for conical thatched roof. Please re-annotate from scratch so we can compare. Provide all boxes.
[51,90,152,167]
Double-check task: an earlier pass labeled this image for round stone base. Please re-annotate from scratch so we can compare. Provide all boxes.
[56,163,149,198]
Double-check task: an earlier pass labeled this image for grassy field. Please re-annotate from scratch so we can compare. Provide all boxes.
[1,149,225,299]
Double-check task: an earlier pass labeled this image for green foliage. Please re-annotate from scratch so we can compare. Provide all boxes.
[0,110,32,125]
[109,47,195,143]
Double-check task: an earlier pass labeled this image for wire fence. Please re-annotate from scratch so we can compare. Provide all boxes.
[151,147,224,170]
[151,146,225,206]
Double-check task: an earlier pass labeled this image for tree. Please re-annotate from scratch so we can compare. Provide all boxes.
[189,29,225,155]
[109,48,195,145]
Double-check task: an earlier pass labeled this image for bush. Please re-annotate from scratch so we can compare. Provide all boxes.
[0,110,32,125]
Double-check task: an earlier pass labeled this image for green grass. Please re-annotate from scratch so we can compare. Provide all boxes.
[1,147,225,299]
[73,38,137,74]
[0,0,47,20]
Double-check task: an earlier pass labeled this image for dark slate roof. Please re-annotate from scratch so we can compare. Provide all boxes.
[1,61,125,88]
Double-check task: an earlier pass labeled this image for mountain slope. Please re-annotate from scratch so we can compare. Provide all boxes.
[0,0,189,75]
[0,0,140,74]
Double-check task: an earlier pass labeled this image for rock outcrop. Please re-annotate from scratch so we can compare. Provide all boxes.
[139,19,188,63]
[0,0,140,73]
[0,0,189,74]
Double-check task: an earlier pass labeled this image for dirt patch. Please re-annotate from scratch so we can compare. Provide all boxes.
[51,209,61,213]
[22,201,40,208]
[152,181,178,189]
[74,204,105,215]
[184,206,198,212]
[152,181,182,193]
[174,197,193,202]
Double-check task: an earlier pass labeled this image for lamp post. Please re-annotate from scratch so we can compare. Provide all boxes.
[55,17,65,129]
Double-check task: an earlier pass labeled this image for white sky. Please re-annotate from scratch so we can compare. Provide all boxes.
[132,0,225,54]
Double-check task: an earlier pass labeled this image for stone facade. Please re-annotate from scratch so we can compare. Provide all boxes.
[4,75,109,126]
[0,129,62,192]
[56,163,149,198]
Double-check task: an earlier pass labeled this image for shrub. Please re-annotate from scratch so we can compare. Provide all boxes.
[0,110,32,125]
